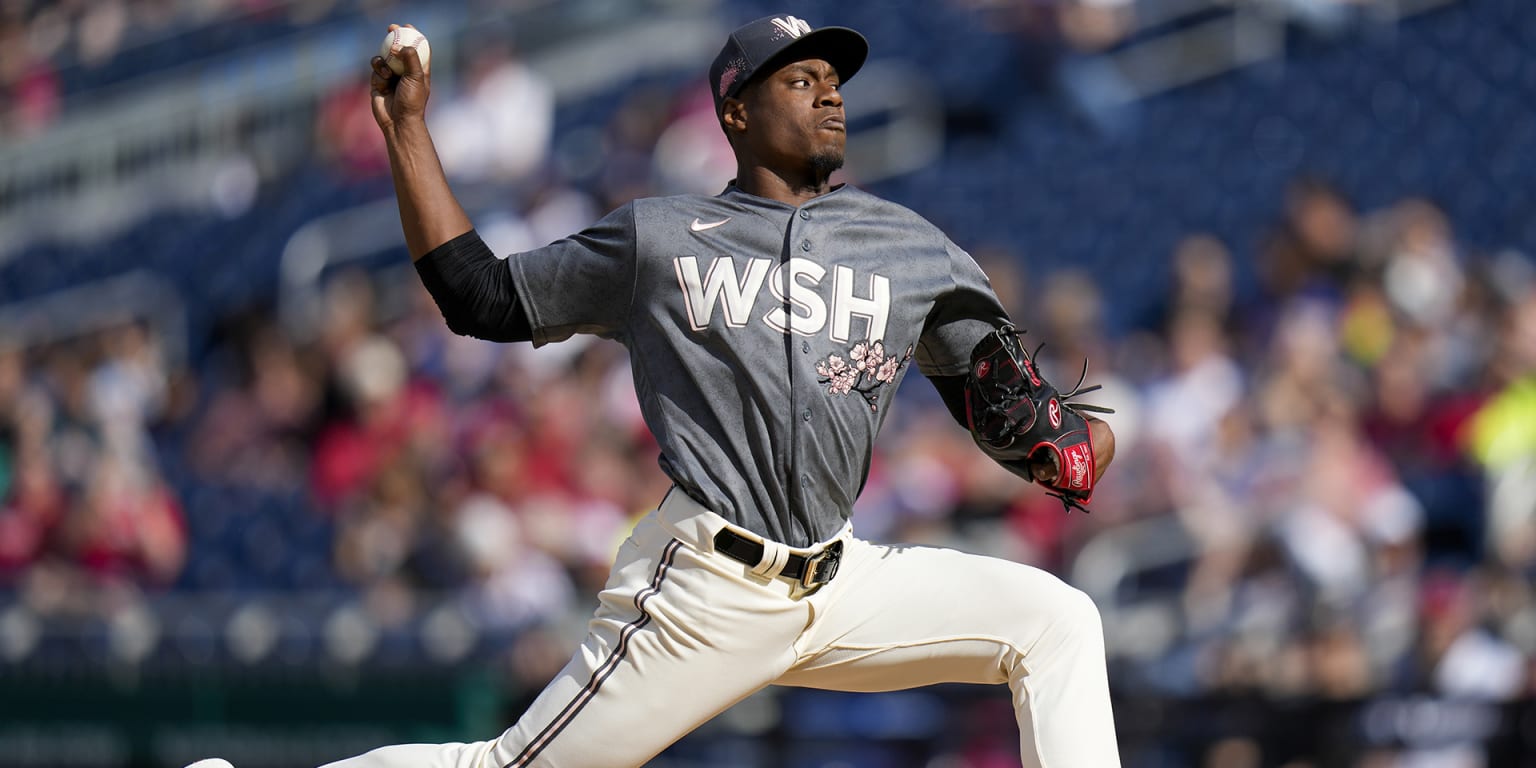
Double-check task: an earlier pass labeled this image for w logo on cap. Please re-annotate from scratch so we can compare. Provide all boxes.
[771,16,812,38]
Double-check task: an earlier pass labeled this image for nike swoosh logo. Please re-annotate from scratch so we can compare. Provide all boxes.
[690,217,731,232]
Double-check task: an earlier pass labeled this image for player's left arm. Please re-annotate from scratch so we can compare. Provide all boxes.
[916,237,1115,508]
[929,373,1115,486]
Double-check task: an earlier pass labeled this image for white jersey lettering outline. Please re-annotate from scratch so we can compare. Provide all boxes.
[763,258,828,336]
[673,256,890,341]
[673,256,773,331]
[830,264,891,343]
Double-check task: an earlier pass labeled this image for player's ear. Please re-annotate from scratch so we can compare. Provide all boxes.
[720,97,748,136]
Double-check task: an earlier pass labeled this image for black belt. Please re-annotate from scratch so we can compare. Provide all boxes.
[713,528,843,588]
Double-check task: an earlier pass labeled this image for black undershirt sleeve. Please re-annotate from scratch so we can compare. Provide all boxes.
[413,229,534,343]
[929,374,971,431]
[931,371,1046,484]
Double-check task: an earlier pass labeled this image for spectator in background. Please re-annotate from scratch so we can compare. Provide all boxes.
[317,77,392,181]
[650,81,737,195]
[0,17,61,139]
[0,320,188,593]
[1145,308,1244,480]
[188,318,324,491]
[1378,201,1464,324]
[1146,308,1251,607]
[1053,0,1138,133]
[62,322,185,587]
[1407,571,1525,701]
[76,0,128,69]
[311,333,443,509]
[333,445,433,588]
[1035,269,1112,378]
[431,43,554,186]
[1142,233,1237,336]
[61,451,186,586]
[1273,415,1423,609]
[0,448,65,582]
[0,342,64,583]
[1260,177,1362,309]
[450,438,577,632]
[90,324,170,465]
[595,82,677,208]
[1469,282,1536,569]
[0,342,23,504]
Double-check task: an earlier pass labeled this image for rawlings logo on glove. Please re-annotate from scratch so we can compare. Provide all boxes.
[963,325,1113,513]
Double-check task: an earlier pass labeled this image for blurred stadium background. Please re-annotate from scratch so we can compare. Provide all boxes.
[2,0,1536,766]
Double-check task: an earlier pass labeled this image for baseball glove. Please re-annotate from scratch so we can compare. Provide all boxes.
[964,324,1114,513]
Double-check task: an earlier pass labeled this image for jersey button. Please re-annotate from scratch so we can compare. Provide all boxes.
[799,210,810,220]
[802,409,811,421]
[801,341,810,353]
[801,475,811,488]
[801,240,812,252]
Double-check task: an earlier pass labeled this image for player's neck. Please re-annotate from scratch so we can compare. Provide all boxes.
[735,164,833,207]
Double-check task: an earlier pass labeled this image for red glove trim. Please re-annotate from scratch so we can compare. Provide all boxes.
[1029,426,1095,505]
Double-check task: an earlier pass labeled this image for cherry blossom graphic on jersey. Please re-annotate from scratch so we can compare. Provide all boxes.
[814,340,914,412]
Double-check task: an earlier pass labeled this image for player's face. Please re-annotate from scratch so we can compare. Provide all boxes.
[741,57,846,175]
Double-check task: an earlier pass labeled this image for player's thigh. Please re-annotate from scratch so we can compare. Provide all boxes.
[487,517,808,767]
[778,538,1102,692]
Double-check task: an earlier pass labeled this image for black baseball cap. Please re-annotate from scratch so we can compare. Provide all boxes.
[709,14,869,115]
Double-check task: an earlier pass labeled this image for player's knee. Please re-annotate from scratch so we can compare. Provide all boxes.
[1003,575,1105,647]
[1037,581,1105,647]
[1062,585,1105,639]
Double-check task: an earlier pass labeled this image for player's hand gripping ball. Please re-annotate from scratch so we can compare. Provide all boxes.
[381,26,431,75]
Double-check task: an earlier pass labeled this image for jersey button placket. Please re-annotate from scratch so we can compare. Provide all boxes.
[786,214,811,539]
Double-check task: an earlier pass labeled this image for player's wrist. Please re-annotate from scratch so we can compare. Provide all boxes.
[382,115,431,143]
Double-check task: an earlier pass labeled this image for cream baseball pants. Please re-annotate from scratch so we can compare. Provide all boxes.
[324,489,1121,768]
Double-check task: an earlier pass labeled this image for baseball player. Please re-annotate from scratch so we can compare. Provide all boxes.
[189,14,1122,768]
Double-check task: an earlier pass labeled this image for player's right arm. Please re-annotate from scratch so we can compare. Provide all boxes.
[367,28,636,347]
[370,26,471,259]
[368,27,534,342]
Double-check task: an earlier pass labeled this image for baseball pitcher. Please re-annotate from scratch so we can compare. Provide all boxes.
[194,14,1122,768]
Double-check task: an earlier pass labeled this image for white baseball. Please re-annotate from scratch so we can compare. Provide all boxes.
[381,27,430,75]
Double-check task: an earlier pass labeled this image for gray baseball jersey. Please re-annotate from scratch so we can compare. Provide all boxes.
[507,184,1007,547]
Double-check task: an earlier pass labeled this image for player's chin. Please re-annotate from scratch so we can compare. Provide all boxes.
[808,146,845,178]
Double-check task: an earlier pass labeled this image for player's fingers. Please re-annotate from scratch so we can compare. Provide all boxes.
[370,58,392,87]
[387,23,400,31]
[399,45,426,77]
[370,55,393,80]
[1027,449,1060,483]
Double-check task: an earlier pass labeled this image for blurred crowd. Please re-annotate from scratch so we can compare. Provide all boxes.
[8,83,1536,683]
[4,0,1536,764]
[0,0,406,139]
[7,165,1535,760]
[0,0,1412,140]
[0,324,186,598]
[1096,182,1536,763]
